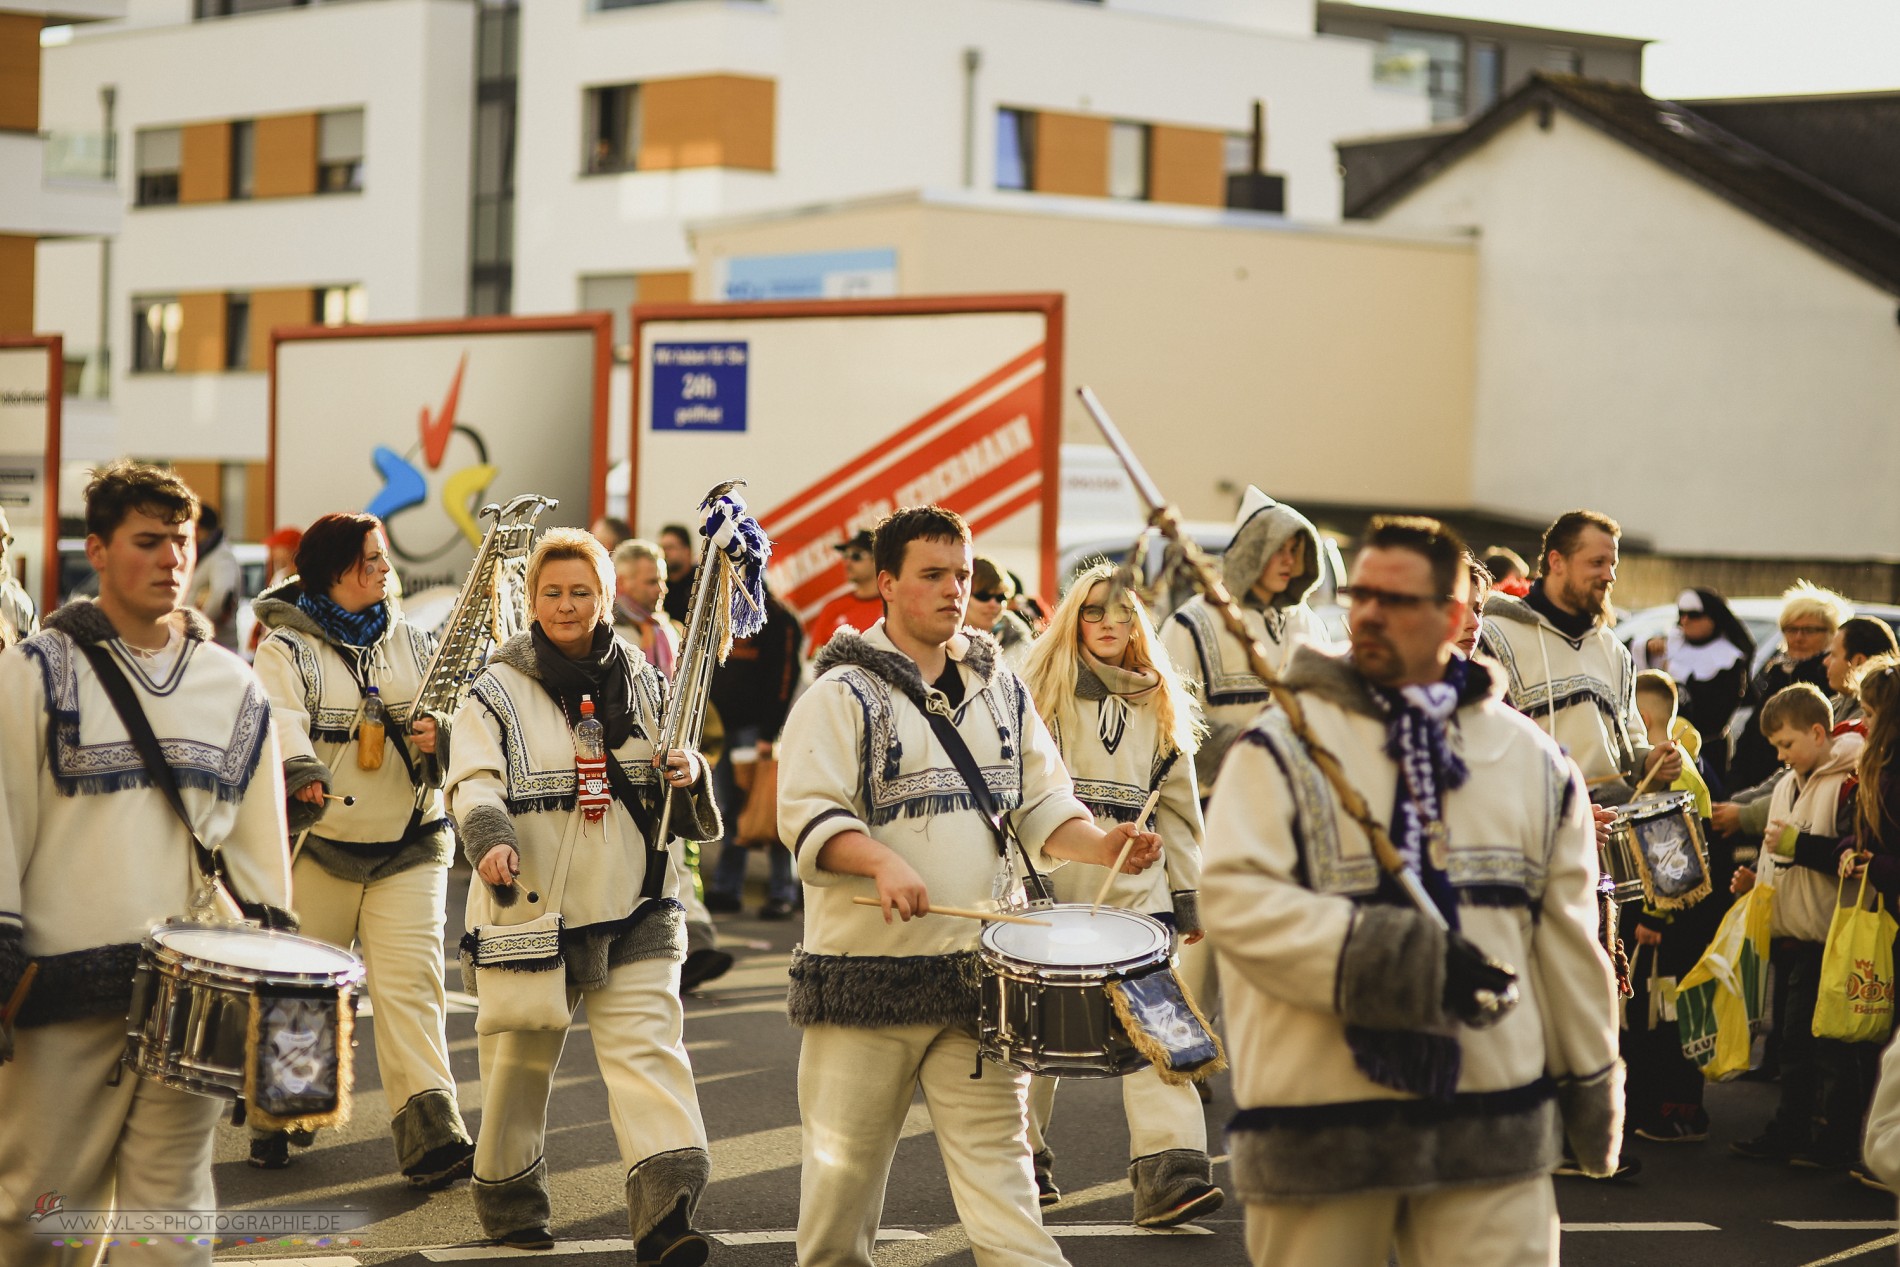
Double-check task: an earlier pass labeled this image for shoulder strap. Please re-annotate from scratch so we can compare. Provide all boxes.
[77,642,248,907]
[923,706,1052,903]
[602,752,668,901]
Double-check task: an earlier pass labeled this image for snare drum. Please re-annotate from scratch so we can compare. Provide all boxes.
[1605,791,1712,911]
[126,923,364,1103]
[978,904,1171,1078]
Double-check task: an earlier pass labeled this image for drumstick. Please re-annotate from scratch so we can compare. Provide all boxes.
[850,896,1049,926]
[2,962,38,1032]
[1091,786,1165,915]
[324,794,356,806]
[1631,741,1675,799]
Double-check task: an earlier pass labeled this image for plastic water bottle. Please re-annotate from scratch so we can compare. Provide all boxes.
[357,686,387,771]
[575,695,610,823]
[575,695,605,761]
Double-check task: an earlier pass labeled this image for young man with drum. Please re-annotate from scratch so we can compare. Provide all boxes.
[776,505,1162,1267]
[1203,516,1622,1267]
[0,462,294,1267]
[249,512,475,1182]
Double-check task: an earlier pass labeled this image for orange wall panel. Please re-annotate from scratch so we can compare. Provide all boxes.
[241,462,271,540]
[171,462,221,515]
[248,287,314,371]
[180,122,232,204]
[1033,112,1110,198]
[638,271,693,304]
[0,235,34,335]
[1149,125,1226,207]
[175,292,227,373]
[0,14,40,134]
[253,113,318,199]
[639,75,775,172]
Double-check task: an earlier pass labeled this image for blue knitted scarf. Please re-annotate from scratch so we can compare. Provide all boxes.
[296,590,390,650]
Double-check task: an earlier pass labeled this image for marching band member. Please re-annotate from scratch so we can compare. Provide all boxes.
[776,506,1162,1267]
[1017,562,1220,1227]
[0,463,293,1267]
[1203,516,1621,1267]
[248,512,475,1182]
[448,528,720,1263]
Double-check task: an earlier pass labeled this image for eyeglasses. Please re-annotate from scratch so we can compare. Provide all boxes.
[1337,585,1448,611]
[1080,604,1135,625]
[1782,625,1829,637]
[843,549,870,562]
[972,590,1008,603]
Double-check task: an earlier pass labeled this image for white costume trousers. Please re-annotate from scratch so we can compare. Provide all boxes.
[0,1015,220,1267]
[1025,1063,1207,1159]
[291,853,456,1112]
[1177,933,1222,1024]
[473,957,705,1182]
[797,1022,1067,1267]
[1243,1177,1558,1267]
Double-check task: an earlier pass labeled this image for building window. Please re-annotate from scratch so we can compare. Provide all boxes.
[314,284,366,327]
[584,84,641,174]
[133,297,181,372]
[1108,121,1150,201]
[1545,45,1582,75]
[1470,41,1503,113]
[318,109,364,193]
[1378,28,1465,123]
[135,127,181,206]
[579,274,636,362]
[995,108,1035,191]
[224,294,251,370]
[196,0,314,15]
[229,119,256,200]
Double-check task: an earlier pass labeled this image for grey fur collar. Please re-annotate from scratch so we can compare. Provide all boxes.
[813,624,1000,704]
[252,578,396,645]
[1224,499,1322,608]
[489,628,649,679]
[1480,591,1540,627]
[43,599,211,646]
[1280,644,1504,720]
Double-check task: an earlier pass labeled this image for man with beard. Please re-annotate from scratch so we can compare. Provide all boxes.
[1478,510,1679,804]
[1203,515,1621,1266]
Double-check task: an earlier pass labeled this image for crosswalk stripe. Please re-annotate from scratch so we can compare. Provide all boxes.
[217,1258,360,1266]
[1562,1222,1718,1231]
[1048,1223,1215,1237]
[1779,1222,1900,1231]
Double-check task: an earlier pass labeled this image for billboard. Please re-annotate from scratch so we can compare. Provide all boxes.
[271,316,610,595]
[0,337,62,613]
[630,295,1063,621]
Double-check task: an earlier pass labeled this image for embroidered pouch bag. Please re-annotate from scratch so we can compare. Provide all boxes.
[470,913,570,1035]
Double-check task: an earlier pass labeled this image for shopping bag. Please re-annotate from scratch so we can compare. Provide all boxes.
[1677,883,1773,1080]
[1813,872,1898,1043]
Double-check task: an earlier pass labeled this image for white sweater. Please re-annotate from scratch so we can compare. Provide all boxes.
[1162,595,1320,796]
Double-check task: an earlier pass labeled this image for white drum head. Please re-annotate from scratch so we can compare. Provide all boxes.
[152,926,361,977]
[983,905,1169,968]
[1619,791,1695,824]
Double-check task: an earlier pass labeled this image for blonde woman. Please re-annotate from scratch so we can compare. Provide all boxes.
[447,528,721,1263]
[1018,562,1220,1228]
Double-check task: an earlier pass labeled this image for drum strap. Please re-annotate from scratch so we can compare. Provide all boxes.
[79,643,255,911]
[923,710,1052,904]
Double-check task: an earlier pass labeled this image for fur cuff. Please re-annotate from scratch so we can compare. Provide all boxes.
[391,1089,472,1174]
[17,943,140,1027]
[284,756,333,835]
[1171,890,1201,936]
[471,1156,550,1239]
[1130,1149,1218,1226]
[459,804,518,871]
[1225,1081,1560,1201]
[1336,904,1447,1031]
[0,923,25,1005]
[626,1147,711,1244]
[787,948,980,1029]
[1557,1063,1625,1179]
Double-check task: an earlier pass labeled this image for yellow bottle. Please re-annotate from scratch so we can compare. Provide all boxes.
[357,685,387,772]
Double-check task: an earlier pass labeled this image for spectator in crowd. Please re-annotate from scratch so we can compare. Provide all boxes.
[970,556,1035,672]
[1841,653,1900,1191]
[658,523,695,625]
[1454,553,1491,657]
[0,508,38,649]
[590,515,632,551]
[189,503,242,650]
[263,524,302,587]
[1482,545,1532,598]
[1006,569,1050,633]
[805,530,883,651]
[1729,582,1851,791]
[611,539,679,680]
[1664,588,1757,760]
[1824,617,1899,729]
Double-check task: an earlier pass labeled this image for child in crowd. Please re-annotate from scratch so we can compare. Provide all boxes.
[1731,683,1864,1168]
[1621,673,1719,1142]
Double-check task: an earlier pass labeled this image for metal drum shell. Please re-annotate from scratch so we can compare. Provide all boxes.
[1606,791,1712,911]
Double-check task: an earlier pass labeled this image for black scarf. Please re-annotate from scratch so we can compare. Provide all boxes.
[1526,578,1598,641]
[530,622,638,750]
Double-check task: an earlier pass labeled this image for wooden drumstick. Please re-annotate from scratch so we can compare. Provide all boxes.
[1631,741,1675,799]
[324,794,356,806]
[850,896,1049,926]
[1091,786,1165,915]
[2,961,39,1036]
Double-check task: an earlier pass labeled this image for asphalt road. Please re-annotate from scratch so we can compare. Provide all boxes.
[199,864,1900,1267]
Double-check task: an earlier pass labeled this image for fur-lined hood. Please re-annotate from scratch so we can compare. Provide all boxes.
[252,577,398,645]
[814,622,1000,706]
[488,626,651,680]
[1279,643,1504,721]
[43,598,212,646]
[1224,491,1322,609]
[1480,591,1543,629]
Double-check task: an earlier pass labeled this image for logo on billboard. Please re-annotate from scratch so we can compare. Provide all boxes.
[366,354,499,563]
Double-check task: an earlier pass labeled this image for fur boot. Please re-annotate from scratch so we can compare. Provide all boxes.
[1130,1148,1223,1228]
[471,1156,550,1241]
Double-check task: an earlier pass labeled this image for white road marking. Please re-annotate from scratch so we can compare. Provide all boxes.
[217,1258,360,1266]
[1779,1222,1900,1230]
[1798,1234,1900,1267]
[1047,1224,1215,1237]
[419,1231,926,1259]
[1561,1222,1718,1231]
[716,1231,926,1245]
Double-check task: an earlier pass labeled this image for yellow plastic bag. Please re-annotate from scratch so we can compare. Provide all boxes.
[1677,883,1773,1081]
[1813,872,1898,1044]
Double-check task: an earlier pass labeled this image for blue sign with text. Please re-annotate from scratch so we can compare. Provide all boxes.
[651,341,748,432]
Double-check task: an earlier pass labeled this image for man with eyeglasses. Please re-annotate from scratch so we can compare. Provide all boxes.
[806,529,884,652]
[1203,514,1620,1267]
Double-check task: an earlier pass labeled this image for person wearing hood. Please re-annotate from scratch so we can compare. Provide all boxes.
[1161,485,1324,800]
[447,528,721,1259]
[1662,588,1755,758]
[249,512,476,1183]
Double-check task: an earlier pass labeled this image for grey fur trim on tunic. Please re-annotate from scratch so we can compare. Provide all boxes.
[1220,498,1322,607]
[16,942,142,1027]
[1336,904,1449,1031]
[1170,890,1201,936]
[44,599,213,646]
[626,1146,711,1244]
[813,624,1001,700]
[786,947,982,1029]
[471,1156,550,1237]
[301,820,453,886]
[1557,1062,1626,1178]
[1225,1084,1561,1202]
[459,803,519,868]
[1280,641,1505,720]
[391,1088,472,1173]
[458,900,685,994]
